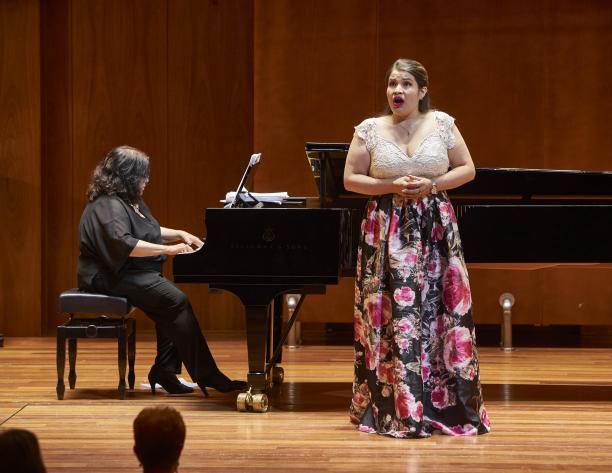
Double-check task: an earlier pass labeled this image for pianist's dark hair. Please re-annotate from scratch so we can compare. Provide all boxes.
[87,145,150,204]
[384,58,430,115]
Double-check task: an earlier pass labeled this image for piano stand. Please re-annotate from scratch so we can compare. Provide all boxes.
[285,294,302,348]
[499,293,516,352]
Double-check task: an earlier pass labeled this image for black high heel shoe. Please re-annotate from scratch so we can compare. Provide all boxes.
[198,371,248,398]
[148,369,194,395]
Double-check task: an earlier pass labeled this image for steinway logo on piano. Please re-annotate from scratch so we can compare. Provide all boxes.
[262,227,275,242]
[228,228,310,251]
[229,242,310,251]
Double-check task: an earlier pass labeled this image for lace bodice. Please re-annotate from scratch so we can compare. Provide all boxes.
[354,110,456,179]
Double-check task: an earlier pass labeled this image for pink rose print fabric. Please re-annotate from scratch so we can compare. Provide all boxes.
[349,193,490,438]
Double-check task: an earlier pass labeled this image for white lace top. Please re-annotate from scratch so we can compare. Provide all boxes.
[354,110,456,179]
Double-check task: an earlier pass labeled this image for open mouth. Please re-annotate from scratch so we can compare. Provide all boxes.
[392,95,404,107]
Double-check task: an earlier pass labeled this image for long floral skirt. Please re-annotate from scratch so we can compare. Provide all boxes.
[349,193,490,438]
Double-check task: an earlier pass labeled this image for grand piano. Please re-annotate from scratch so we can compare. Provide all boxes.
[174,142,612,412]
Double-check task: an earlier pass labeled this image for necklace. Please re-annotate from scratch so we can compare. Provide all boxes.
[130,202,145,218]
[396,116,422,135]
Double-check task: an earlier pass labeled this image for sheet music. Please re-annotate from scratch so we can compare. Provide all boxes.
[224,189,289,205]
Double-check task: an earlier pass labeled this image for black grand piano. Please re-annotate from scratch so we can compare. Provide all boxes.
[174,142,612,412]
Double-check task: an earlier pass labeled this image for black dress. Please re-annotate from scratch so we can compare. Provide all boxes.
[77,194,220,383]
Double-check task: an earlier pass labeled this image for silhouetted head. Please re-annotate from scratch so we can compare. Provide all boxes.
[133,406,186,472]
[0,428,47,473]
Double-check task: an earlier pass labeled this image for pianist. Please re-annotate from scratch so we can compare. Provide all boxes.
[344,58,490,438]
[77,145,246,396]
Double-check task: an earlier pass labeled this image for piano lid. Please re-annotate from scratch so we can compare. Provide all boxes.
[452,167,612,198]
[305,142,612,201]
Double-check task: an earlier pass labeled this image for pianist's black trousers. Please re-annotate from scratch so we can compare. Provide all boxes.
[92,268,220,383]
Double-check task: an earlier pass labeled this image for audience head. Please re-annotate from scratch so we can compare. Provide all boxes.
[133,406,186,472]
[88,145,150,204]
[0,428,47,473]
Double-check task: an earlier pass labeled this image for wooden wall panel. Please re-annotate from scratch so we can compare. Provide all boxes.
[5,0,608,335]
[254,0,379,195]
[167,0,254,330]
[39,0,254,334]
[468,268,543,325]
[254,0,612,325]
[299,278,355,323]
[254,0,378,323]
[66,0,168,331]
[71,0,168,222]
[41,0,74,334]
[544,1,612,170]
[541,267,612,325]
[377,0,552,169]
[0,0,41,336]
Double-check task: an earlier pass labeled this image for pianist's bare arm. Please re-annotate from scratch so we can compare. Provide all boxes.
[344,134,411,195]
[160,227,204,248]
[127,227,204,258]
[129,240,194,257]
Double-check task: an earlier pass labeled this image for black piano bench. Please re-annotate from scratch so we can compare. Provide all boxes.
[56,289,136,400]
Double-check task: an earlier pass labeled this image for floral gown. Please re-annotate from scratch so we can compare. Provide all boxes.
[349,111,491,438]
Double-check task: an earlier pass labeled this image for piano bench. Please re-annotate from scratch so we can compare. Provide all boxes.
[56,289,136,400]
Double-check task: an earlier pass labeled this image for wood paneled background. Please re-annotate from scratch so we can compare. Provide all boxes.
[253,0,612,324]
[0,0,41,336]
[1,0,610,336]
[40,0,253,335]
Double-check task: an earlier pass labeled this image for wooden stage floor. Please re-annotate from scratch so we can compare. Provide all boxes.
[1,334,612,472]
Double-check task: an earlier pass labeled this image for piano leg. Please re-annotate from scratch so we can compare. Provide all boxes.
[240,296,300,412]
[211,284,321,413]
[236,304,271,413]
[244,305,270,393]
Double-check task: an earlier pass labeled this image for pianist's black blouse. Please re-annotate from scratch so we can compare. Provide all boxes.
[77,195,165,290]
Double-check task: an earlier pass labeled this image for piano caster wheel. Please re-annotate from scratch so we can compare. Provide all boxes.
[251,393,269,413]
[272,366,284,385]
[237,392,251,412]
[236,391,268,413]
